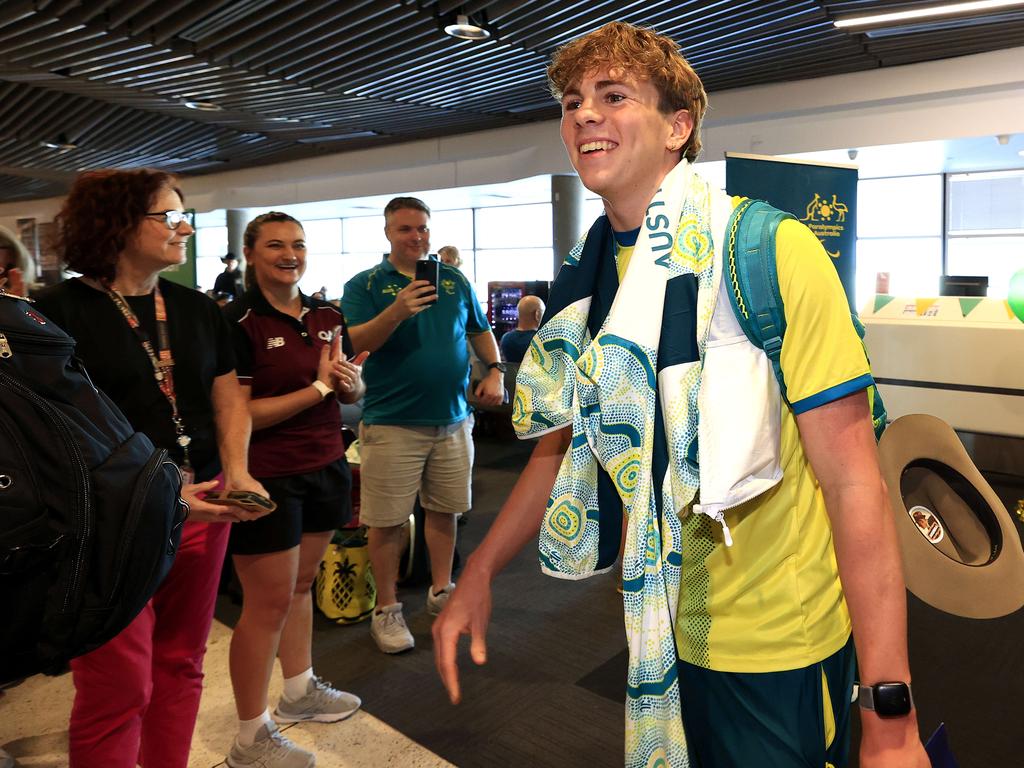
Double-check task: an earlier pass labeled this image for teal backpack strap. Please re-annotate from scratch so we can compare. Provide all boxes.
[725,199,889,439]
[724,199,796,402]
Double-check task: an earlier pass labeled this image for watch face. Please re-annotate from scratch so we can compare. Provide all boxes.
[874,683,912,716]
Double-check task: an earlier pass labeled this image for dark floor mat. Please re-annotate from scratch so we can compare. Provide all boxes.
[576,648,627,704]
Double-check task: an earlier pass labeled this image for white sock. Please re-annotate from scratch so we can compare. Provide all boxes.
[283,666,314,702]
[237,708,272,747]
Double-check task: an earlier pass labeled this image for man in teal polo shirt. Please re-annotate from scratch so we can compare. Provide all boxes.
[342,196,505,654]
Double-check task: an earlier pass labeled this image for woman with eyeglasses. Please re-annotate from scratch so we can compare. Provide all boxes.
[33,168,269,768]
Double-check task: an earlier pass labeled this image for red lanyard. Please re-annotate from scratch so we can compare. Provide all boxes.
[105,283,192,470]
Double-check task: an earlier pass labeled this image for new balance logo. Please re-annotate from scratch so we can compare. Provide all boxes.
[266,337,285,349]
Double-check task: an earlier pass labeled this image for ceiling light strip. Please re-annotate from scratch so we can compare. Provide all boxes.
[834,0,1024,28]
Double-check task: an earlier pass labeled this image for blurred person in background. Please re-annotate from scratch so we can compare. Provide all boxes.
[499,294,545,364]
[0,224,36,295]
[437,245,462,270]
[214,252,244,299]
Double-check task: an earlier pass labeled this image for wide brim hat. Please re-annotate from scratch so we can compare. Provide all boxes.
[878,414,1024,619]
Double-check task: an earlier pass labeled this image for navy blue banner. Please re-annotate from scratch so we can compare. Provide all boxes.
[725,153,858,309]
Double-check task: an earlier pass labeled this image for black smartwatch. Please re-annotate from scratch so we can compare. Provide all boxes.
[488,361,509,373]
[857,682,914,717]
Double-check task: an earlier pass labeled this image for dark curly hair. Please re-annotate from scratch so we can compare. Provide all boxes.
[242,211,305,291]
[56,169,183,284]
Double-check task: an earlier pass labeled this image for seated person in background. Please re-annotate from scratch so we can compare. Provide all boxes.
[499,295,545,364]
[438,244,463,269]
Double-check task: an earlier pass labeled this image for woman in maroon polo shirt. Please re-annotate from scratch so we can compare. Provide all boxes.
[222,212,367,767]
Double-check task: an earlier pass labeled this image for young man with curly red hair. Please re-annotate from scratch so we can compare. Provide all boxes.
[434,21,928,768]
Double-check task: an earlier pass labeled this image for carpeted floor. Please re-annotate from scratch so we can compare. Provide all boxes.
[215,438,1024,768]
[217,434,628,768]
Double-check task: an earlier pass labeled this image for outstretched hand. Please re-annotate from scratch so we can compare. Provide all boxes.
[432,572,492,704]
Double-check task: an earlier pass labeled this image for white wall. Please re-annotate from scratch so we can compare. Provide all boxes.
[2,44,1022,230]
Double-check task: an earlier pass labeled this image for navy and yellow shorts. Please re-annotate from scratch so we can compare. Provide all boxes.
[678,635,856,768]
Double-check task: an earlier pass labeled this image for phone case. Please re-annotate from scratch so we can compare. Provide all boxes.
[205,491,277,513]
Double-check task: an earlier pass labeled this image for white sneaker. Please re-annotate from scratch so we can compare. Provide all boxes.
[226,722,315,768]
[370,602,414,653]
[273,675,361,723]
[426,582,455,616]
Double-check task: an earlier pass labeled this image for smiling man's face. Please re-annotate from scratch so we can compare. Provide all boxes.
[559,68,691,225]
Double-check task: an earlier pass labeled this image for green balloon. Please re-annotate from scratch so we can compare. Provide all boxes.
[1010,268,1024,324]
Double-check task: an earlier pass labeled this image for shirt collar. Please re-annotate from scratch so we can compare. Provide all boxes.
[248,286,313,318]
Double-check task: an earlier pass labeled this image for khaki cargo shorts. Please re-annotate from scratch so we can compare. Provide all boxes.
[357,417,474,528]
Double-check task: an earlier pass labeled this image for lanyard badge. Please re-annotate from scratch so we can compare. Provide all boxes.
[105,284,193,476]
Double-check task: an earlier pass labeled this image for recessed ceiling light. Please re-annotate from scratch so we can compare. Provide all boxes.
[40,134,77,152]
[1018,149,1024,158]
[444,14,490,40]
[834,0,1024,28]
[183,100,223,112]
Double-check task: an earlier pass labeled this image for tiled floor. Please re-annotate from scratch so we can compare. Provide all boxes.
[0,620,454,768]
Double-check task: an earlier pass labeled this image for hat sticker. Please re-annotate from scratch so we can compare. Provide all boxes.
[909,505,945,544]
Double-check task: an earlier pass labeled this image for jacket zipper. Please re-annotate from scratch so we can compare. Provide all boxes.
[0,369,91,612]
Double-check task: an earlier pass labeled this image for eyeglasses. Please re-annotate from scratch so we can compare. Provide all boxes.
[145,210,194,230]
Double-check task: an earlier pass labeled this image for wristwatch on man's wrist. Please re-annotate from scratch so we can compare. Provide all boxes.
[311,380,333,400]
[856,682,914,717]
[488,361,509,373]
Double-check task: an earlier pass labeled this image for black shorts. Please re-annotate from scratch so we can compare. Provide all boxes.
[229,458,352,556]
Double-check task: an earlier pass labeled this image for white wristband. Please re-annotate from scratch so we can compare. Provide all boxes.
[311,380,332,400]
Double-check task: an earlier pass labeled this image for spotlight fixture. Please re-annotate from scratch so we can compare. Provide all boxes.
[182,100,223,112]
[444,13,490,40]
[834,0,1024,28]
[996,134,1011,145]
[40,133,77,152]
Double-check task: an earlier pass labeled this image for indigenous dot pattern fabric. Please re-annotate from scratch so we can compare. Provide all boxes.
[514,162,720,768]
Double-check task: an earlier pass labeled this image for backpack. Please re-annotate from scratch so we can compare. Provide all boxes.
[0,291,186,684]
[724,199,888,439]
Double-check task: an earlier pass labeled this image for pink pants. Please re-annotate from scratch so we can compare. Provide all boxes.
[68,520,231,768]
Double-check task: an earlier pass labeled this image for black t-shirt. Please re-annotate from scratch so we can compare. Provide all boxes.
[33,278,237,481]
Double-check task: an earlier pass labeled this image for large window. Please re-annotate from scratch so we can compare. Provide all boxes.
[473,203,554,299]
[946,170,1024,298]
[855,175,943,307]
[193,210,228,293]
[299,218,342,297]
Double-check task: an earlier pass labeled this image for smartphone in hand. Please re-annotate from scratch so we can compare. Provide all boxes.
[204,490,277,513]
[415,259,439,303]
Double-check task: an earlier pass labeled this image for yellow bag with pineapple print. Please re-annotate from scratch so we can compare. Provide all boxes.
[315,527,376,624]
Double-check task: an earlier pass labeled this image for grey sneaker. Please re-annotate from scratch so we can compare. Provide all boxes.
[370,602,414,653]
[226,722,314,768]
[273,675,361,724]
[426,582,455,616]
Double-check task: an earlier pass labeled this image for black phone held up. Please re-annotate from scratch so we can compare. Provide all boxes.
[415,259,439,299]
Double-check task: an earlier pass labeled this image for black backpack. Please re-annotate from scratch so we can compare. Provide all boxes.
[0,291,186,684]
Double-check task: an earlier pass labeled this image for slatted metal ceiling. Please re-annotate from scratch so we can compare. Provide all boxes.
[1,0,1023,204]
